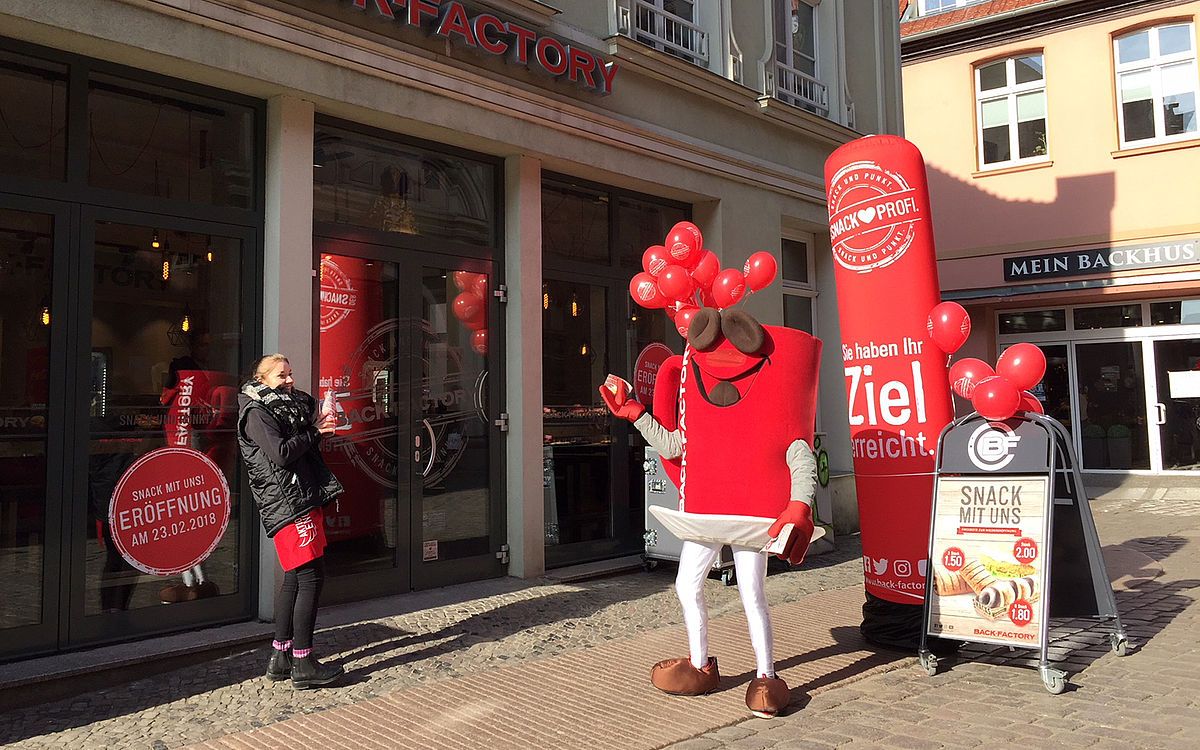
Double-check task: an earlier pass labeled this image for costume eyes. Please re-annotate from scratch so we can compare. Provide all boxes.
[687,308,722,351]
[721,309,765,355]
[686,308,766,355]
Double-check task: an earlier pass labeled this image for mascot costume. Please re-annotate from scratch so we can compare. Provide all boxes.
[600,225,821,719]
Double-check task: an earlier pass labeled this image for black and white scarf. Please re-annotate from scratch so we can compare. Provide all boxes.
[241,380,315,436]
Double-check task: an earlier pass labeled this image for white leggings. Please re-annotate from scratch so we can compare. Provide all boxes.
[676,540,773,677]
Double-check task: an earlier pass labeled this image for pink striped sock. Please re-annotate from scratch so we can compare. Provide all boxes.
[293,648,312,659]
[272,640,292,651]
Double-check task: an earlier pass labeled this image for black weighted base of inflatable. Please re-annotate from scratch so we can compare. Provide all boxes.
[860,593,961,655]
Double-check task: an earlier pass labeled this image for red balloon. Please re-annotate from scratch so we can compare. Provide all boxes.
[972,376,1021,421]
[452,270,473,291]
[656,264,694,302]
[927,301,971,354]
[947,358,995,399]
[699,286,718,309]
[674,305,700,337]
[711,269,746,309]
[690,250,720,290]
[464,311,487,331]
[742,251,778,292]
[665,222,702,269]
[452,292,483,322]
[471,329,488,355]
[997,343,1047,392]
[472,274,489,300]
[642,245,670,277]
[630,272,668,309]
[1018,390,1044,415]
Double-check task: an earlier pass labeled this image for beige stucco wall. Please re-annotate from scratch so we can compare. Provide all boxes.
[902,3,1200,286]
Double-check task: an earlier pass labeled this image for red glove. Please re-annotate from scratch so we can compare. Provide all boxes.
[768,502,815,565]
[598,375,645,422]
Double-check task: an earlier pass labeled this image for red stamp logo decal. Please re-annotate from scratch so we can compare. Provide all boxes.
[827,160,923,273]
[320,257,358,332]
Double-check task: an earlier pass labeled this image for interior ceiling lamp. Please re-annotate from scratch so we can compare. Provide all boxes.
[181,304,192,334]
[161,235,171,282]
[206,236,214,263]
[570,293,579,318]
[151,230,161,250]
[40,296,50,326]
[542,283,550,311]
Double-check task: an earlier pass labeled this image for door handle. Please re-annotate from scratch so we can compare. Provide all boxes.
[1155,403,1167,425]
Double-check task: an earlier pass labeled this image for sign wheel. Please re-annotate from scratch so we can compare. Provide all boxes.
[918,650,938,677]
[1041,668,1068,694]
[1111,633,1129,656]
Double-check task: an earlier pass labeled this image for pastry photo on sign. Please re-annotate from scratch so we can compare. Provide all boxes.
[935,553,1040,622]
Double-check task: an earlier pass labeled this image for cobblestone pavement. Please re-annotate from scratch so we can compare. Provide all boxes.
[3,491,1196,750]
[0,539,866,748]
[665,495,1200,750]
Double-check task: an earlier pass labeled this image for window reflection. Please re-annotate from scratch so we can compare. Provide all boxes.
[0,51,67,183]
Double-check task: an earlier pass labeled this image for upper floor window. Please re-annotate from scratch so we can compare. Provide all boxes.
[617,0,707,68]
[917,0,972,15]
[975,54,1048,168]
[1114,23,1197,148]
[781,236,816,334]
[770,1,827,115]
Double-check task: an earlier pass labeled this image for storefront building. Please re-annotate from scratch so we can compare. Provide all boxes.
[901,0,1200,475]
[0,0,902,661]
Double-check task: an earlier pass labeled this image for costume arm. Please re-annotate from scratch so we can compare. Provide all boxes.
[633,413,683,460]
[786,439,817,509]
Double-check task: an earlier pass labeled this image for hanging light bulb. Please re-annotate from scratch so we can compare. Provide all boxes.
[162,259,171,281]
[205,236,214,262]
[570,293,579,318]
[181,313,191,333]
[542,283,550,311]
[151,230,161,250]
[580,343,588,356]
[39,296,50,327]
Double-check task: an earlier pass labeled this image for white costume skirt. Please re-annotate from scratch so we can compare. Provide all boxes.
[649,506,826,550]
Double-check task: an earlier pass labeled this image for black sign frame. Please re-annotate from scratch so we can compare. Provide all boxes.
[918,412,1129,693]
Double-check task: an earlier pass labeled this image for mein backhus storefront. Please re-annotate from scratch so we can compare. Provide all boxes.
[943,236,1200,476]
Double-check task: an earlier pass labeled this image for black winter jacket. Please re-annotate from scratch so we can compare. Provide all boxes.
[237,389,343,537]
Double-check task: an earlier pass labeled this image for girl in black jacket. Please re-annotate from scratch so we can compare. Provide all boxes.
[238,354,345,689]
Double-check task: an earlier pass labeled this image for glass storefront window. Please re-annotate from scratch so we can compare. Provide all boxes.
[782,238,810,284]
[313,124,495,246]
[543,279,611,546]
[1075,341,1150,470]
[998,309,1066,334]
[85,222,245,615]
[1151,300,1200,325]
[542,182,610,264]
[1073,304,1143,330]
[0,208,53,632]
[614,195,687,274]
[0,51,67,183]
[87,75,256,208]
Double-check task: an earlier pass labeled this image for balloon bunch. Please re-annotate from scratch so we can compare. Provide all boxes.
[927,301,1047,421]
[628,221,778,336]
[450,271,489,355]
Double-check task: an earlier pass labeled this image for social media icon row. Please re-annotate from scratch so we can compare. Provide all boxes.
[862,556,927,578]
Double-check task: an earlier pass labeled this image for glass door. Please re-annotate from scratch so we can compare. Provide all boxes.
[0,197,70,661]
[1150,338,1200,471]
[66,208,256,647]
[1073,340,1151,470]
[317,244,504,599]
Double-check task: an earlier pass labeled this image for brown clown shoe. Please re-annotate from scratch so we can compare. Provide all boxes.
[650,657,720,696]
[745,675,790,718]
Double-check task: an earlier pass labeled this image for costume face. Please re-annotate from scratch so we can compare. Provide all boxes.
[686,308,771,407]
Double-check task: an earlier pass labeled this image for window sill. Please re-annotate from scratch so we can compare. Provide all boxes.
[1112,136,1200,159]
[972,159,1053,178]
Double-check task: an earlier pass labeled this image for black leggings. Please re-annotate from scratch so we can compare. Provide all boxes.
[273,557,326,651]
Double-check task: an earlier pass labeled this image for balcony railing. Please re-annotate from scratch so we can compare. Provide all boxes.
[616,0,709,68]
[768,59,828,116]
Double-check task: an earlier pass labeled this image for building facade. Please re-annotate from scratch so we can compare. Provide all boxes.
[0,0,902,661]
[901,0,1200,476]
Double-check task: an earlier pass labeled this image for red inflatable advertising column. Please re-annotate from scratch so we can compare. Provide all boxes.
[824,135,955,647]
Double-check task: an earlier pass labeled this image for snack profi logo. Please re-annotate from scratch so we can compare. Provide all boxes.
[827,160,923,274]
[320,257,357,333]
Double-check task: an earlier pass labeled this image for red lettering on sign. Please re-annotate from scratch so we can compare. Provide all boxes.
[435,2,477,47]
[507,22,536,65]
[567,48,597,88]
[352,0,394,19]
[474,14,508,54]
[534,36,568,75]
[409,0,440,26]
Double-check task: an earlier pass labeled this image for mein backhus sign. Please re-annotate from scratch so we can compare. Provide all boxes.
[927,475,1050,648]
[1004,236,1200,281]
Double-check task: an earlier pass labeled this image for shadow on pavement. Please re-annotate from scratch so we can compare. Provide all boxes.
[0,582,664,746]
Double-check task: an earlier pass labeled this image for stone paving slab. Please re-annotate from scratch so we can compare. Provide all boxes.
[184,586,903,750]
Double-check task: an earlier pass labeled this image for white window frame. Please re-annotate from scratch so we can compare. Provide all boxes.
[781,233,817,335]
[1113,22,1199,149]
[917,0,968,16]
[975,54,1050,170]
[774,0,818,80]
